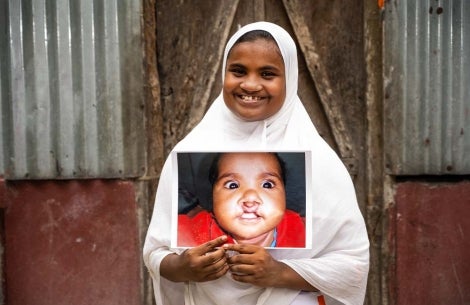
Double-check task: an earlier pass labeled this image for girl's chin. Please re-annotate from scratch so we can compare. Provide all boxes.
[232,109,268,122]
[224,102,267,122]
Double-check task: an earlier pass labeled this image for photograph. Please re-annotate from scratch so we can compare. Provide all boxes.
[172,151,312,249]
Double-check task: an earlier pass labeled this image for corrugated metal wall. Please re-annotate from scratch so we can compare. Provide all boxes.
[0,0,145,179]
[384,0,470,175]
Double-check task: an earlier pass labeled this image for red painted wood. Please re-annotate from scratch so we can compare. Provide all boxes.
[4,180,141,305]
[395,181,470,305]
[0,178,7,208]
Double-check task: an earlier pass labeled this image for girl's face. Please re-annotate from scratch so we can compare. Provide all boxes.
[212,153,286,246]
[223,39,286,122]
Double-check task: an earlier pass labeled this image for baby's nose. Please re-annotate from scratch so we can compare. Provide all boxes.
[241,189,261,207]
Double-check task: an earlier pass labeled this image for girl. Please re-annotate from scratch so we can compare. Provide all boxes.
[143,22,369,305]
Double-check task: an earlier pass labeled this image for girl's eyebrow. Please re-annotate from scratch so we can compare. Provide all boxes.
[227,63,282,72]
[259,65,282,72]
[227,63,244,69]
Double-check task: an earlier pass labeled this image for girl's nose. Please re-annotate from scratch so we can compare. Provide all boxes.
[240,77,262,92]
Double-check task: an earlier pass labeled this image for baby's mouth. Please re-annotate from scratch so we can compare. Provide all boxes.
[240,212,260,220]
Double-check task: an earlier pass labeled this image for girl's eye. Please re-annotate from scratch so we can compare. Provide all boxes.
[223,181,239,189]
[262,181,275,189]
[261,71,276,78]
[228,67,245,77]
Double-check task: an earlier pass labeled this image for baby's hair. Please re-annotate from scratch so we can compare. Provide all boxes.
[208,152,287,186]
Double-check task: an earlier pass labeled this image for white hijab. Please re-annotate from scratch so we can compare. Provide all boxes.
[143,22,369,305]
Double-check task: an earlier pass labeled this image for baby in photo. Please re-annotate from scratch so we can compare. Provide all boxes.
[178,152,305,248]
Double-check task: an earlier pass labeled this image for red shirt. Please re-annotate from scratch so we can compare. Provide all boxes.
[178,209,305,247]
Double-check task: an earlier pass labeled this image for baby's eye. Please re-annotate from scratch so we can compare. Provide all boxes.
[224,181,239,189]
[262,181,275,188]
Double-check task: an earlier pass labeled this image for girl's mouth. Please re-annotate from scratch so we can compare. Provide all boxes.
[237,95,266,104]
[240,95,262,101]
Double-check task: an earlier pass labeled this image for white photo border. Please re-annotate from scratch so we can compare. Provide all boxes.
[171,149,313,249]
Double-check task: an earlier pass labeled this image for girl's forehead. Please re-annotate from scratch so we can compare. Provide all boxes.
[227,39,283,62]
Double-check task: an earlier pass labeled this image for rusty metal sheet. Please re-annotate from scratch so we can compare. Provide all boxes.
[384,0,470,175]
[394,181,470,305]
[0,0,145,179]
[4,180,142,305]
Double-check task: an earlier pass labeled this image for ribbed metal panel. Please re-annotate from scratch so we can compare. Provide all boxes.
[0,0,145,179]
[384,0,470,175]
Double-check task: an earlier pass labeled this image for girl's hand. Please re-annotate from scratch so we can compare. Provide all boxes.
[161,235,229,282]
[224,244,282,287]
[224,243,317,291]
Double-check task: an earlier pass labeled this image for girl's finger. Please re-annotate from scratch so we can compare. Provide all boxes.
[193,235,228,256]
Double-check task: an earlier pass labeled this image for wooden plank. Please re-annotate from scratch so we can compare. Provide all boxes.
[156,1,239,155]
[185,2,240,132]
[254,0,265,21]
[282,0,355,160]
[364,1,386,304]
[143,0,164,178]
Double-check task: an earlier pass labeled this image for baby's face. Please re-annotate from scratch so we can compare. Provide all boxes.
[212,153,286,245]
[223,38,286,122]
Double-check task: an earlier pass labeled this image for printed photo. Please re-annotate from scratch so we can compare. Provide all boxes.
[171,151,312,249]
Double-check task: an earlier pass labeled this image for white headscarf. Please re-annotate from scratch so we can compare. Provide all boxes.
[143,22,369,305]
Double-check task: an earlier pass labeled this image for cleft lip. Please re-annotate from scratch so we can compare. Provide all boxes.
[239,212,262,222]
[241,212,259,219]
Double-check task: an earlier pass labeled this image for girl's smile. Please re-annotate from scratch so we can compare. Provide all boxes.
[223,39,286,122]
[236,95,267,108]
[239,95,265,103]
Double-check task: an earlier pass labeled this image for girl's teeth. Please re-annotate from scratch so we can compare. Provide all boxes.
[241,96,261,101]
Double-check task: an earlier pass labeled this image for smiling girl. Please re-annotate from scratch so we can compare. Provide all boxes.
[223,30,286,122]
[143,22,369,305]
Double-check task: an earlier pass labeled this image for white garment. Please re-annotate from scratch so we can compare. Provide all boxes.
[143,22,369,305]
